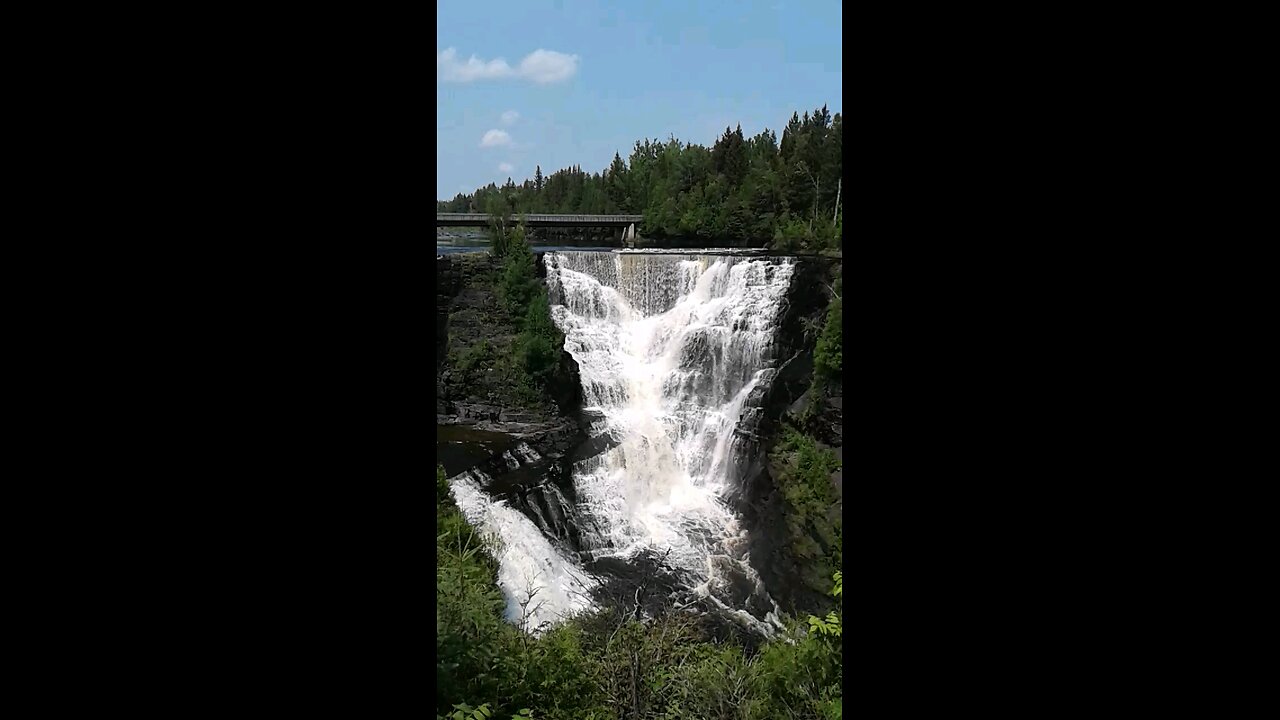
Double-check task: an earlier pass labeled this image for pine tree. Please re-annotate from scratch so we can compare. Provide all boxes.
[606,152,628,211]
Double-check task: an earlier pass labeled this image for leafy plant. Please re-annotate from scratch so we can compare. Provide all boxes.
[437,703,494,720]
[771,425,842,593]
[813,297,842,381]
[454,340,494,380]
[807,572,843,637]
[499,224,538,314]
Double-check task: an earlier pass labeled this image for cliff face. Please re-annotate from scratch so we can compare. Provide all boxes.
[758,259,841,436]
[738,257,844,616]
[436,252,582,456]
[436,254,465,375]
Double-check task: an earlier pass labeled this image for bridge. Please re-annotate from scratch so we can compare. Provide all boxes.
[437,213,644,228]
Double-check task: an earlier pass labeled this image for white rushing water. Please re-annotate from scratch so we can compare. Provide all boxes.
[448,251,796,635]
[448,469,598,632]
[546,251,796,633]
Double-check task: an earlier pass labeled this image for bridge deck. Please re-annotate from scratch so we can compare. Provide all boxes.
[437,213,643,227]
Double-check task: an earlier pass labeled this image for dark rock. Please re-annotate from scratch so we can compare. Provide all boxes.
[730,256,844,617]
[437,251,584,433]
[787,389,812,418]
[545,345,582,414]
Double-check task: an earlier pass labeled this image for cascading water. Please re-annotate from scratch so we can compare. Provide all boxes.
[548,251,795,630]
[448,250,796,635]
[449,467,598,631]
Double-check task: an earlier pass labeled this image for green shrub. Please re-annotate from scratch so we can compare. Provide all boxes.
[772,425,842,594]
[455,340,494,381]
[436,703,494,720]
[807,572,842,638]
[518,333,558,379]
[772,213,810,251]
[770,213,840,253]
[436,501,512,713]
[499,225,539,314]
[521,292,557,339]
[743,618,841,719]
[490,221,566,400]
[813,298,841,382]
[661,643,752,719]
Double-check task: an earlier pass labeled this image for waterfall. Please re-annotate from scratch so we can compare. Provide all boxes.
[448,468,598,632]
[449,250,797,636]
[547,251,796,632]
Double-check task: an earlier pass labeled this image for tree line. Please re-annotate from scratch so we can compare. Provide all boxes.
[438,106,842,251]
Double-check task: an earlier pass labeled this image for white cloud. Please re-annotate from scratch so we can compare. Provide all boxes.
[480,129,512,147]
[498,162,514,173]
[438,47,579,84]
[436,48,512,82]
[517,49,579,84]
[501,110,520,125]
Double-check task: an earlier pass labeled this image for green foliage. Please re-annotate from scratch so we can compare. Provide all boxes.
[437,703,495,720]
[454,340,494,381]
[654,642,753,719]
[770,213,807,251]
[442,222,567,413]
[437,488,511,713]
[813,297,842,382]
[808,610,841,636]
[804,573,844,719]
[481,220,567,402]
[517,333,558,379]
[488,212,509,257]
[772,425,843,594]
[743,619,842,719]
[518,293,562,379]
[521,292,556,339]
[499,225,538,313]
[437,106,842,251]
[807,572,843,637]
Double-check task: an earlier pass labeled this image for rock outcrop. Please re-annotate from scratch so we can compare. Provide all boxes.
[736,255,844,616]
[436,252,583,457]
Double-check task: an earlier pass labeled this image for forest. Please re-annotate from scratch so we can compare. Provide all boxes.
[437,106,842,251]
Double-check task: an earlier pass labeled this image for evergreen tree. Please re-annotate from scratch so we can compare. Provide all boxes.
[606,152,628,210]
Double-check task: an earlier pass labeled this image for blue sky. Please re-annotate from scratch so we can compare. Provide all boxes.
[437,0,842,200]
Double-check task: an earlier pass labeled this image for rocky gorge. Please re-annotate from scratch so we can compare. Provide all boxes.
[436,248,843,628]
